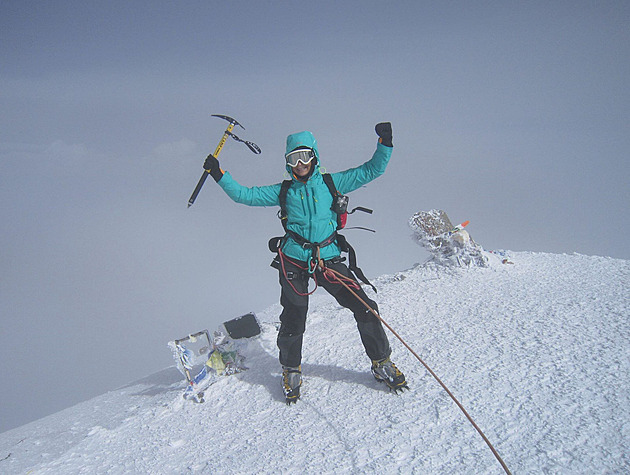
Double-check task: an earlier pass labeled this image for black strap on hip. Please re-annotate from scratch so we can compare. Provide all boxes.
[335,233,377,293]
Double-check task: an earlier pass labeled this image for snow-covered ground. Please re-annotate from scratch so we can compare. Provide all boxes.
[1,251,628,474]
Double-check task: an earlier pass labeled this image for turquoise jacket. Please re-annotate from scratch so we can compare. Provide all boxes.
[217,131,392,262]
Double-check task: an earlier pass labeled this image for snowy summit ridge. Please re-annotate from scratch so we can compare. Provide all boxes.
[1,251,628,473]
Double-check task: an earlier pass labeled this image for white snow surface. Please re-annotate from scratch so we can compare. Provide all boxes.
[1,251,628,474]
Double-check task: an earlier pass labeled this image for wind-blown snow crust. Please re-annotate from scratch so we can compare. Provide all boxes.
[1,251,628,473]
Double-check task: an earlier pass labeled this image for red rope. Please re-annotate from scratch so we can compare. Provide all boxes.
[322,266,360,290]
[278,248,319,296]
[322,265,512,475]
[278,247,361,295]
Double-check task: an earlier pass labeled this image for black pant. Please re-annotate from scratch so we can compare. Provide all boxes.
[276,257,391,368]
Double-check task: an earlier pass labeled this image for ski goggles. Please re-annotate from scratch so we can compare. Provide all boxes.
[285,148,315,168]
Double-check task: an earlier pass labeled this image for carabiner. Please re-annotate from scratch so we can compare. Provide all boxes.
[308,256,318,274]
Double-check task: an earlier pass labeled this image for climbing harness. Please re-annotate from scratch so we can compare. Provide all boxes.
[273,246,360,297]
[269,230,376,293]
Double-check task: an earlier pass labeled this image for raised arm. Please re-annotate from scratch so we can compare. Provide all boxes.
[218,172,281,207]
[203,153,281,207]
[331,122,393,194]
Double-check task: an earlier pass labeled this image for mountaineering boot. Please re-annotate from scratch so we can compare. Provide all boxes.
[282,365,302,404]
[371,357,409,393]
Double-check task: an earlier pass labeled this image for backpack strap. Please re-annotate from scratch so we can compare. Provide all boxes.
[322,173,344,230]
[278,179,293,232]
[321,172,338,195]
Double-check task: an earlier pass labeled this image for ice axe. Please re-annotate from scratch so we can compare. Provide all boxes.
[187,114,261,208]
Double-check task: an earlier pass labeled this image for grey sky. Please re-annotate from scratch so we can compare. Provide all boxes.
[1,1,628,432]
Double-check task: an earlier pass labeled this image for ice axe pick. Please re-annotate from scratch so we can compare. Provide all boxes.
[187,114,261,208]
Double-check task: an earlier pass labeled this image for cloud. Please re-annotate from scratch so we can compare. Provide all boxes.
[46,140,90,160]
[152,138,199,159]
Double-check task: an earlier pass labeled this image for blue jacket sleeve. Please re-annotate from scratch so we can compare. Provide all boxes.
[330,142,392,194]
[217,171,281,207]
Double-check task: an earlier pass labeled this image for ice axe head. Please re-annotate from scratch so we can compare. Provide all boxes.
[211,114,245,130]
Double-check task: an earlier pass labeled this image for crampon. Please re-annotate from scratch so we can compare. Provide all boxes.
[371,357,409,393]
[282,365,302,405]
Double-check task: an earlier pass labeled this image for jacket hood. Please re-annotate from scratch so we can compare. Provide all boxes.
[285,131,320,159]
[285,130,321,179]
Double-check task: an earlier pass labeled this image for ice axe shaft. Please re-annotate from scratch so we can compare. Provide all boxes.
[187,115,260,208]
[187,121,236,208]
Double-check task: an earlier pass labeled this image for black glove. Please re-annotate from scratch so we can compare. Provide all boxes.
[203,154,224,182]
[375,122,393,147]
